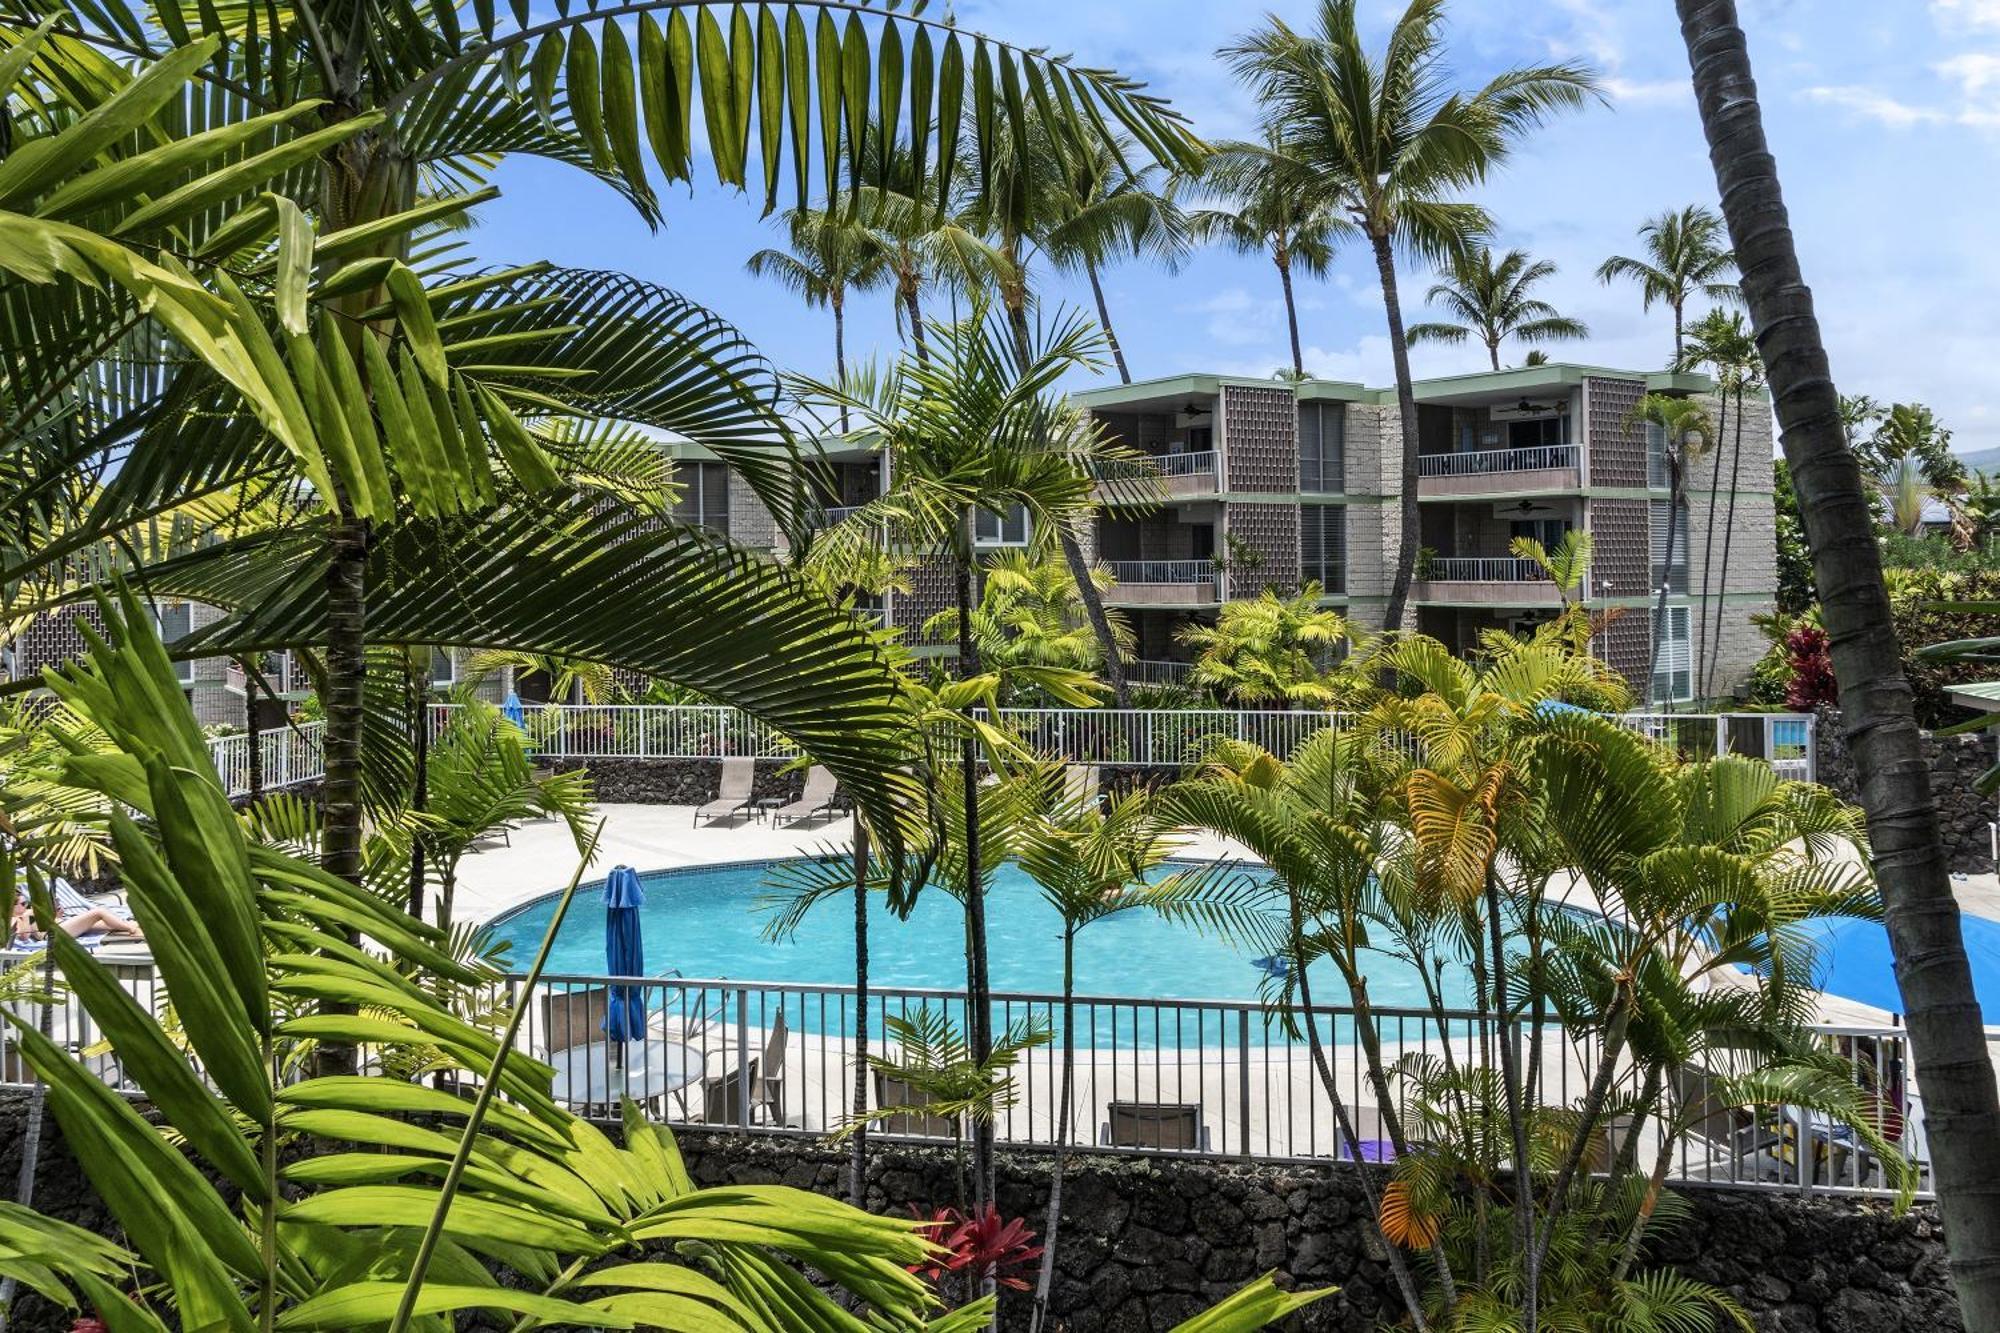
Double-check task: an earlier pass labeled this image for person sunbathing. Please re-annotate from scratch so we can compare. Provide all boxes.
[10,895,143,944]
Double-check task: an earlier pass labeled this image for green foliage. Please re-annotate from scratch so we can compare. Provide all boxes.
[1407,245,1589,369]
[1180,585,1349,707]
[921,551,1131,694]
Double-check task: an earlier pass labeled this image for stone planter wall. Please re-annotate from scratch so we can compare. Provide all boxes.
[0,1091,1960,1333]
[1814,706,1998,873]
[541,757,799,807]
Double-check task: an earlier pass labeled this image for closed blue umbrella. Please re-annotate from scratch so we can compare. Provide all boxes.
[502,691,526,729]
[603,866,647,1051]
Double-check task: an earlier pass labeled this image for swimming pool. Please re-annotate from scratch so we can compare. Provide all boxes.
[486,858,1475,1012]
[1801,914,2000,1018]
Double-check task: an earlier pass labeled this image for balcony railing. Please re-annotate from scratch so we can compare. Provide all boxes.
[813,504,868,527]
[1128,658,1193,685]
[1105,559,1217,585]
[1423,557,1550,582]
[1417,444,1580,477]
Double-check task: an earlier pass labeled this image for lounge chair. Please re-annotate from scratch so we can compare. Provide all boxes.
[693,758,757,827]
[753,1011,790,1125]
[699,1057,759,1125]
[1100,1100,1211,1153]
[1675,1065,1783,1183]
[770,766,841,827]
[1061,764,1101,810]
[873,1071,956,1138]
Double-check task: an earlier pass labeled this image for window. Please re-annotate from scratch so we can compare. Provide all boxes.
[1298,403,1346,492]
[1510,518,1571,551]
[974,503,1030,547]
[1650,499,1689,594]
[673,461,731,533]
[429,648,458,688]
[1300,504,1346,594]
[1506,414,1568,451]
[1646,419,1670,488]
[1184,425,1214,452]
[1651,605,1693,703]
[154,601,194,685]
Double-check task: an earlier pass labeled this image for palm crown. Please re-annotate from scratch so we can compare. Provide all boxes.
[1596,204,1740,359]
[1407,246,1589,371]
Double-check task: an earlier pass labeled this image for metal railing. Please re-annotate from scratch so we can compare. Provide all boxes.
[1129,659,1194,685]
[0,955,1921,1197]
[1423,557,1550,583]
[815,505,868,527]
[431,704,1816,780]
[1104,559,1217,585]
[1417,444,1580,477]
[206,721,326,797]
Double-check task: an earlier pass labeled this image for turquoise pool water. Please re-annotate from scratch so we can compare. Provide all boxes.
[486,858,1473,1013]
[1802,914,2000,1018]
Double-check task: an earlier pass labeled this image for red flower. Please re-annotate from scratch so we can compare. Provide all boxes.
[910,1204,1045,1293]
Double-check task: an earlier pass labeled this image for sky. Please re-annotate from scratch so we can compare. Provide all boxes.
[467,0,2000,453]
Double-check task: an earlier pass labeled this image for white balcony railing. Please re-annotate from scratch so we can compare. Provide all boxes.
[1417,444,1580,477]
[1423,557,1549,582]
[1105,559,1217,585]
[1128,658,1194,685]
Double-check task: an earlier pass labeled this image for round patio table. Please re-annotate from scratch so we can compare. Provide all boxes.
[549,1040,704,1110]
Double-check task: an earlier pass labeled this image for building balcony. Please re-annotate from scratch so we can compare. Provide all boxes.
[1103,559,1220,607]
[1414,556,1570,606]
[1416,444,1581,498]
[1095,450,1219,501]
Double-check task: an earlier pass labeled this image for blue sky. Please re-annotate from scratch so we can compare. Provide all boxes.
[469,0,2000,452]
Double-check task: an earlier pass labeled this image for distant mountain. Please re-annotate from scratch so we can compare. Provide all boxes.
[1956,446,2000,476]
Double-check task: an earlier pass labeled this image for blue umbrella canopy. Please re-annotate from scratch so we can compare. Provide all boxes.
[502,691,526,728]
[603,865,647,1044]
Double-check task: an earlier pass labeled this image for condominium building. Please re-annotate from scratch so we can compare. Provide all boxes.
[780,362,1777,705]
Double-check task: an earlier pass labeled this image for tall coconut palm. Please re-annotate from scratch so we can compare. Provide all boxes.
[1675,309,1762,698]
[1677,9,2000,1323]
[1186,134,1343,378]
[1595,205,1739,361]
[860,182,1007,366]
[1406,246,1589,371]
[1040,136,1192,384]
[1223,0,1599,633]
[747,208,892,431]
[789,303,1144,1214]
[1629,393,1714,701]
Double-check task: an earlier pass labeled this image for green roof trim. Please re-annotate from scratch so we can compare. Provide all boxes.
[1066,361,1720,411]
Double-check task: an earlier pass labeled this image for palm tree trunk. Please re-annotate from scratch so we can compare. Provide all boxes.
[1645,481,1682,702]
[1029,928,1078,1333]
[953,548,995,1214]
[906,284,929,365]
[0,946,57,1333]
[849,818,871,1212]
[1277,251,1304,377]
[1370,233,1423,632]
[1673,299,1685,363]
[1004,303,1131,706]
[1085,259,1131,384]
[243,656,262,806]
[834,291,851,434]
[405,657,429,921]
[1487,338,1501,373]
[1703,387,1747,698]
[1485,871,1537,1329]
[1696,390,1729,701]
[1680,7,2000,1326]
[317,502,368,1080]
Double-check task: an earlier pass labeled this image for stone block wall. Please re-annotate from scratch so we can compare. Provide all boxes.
[541,757,800,806]
[1814,706,1999,873]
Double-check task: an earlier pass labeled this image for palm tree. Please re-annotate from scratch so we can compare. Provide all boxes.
[860,181,1007,366]
[790,304,1141,1214]
[1015,778,1268,1333]
[1186,135,1343,378]
[1677,8,2000,1324]
[1179,585,1348,707]
[1406,246,1589,371]
[1224,0,1599,632]
[1674,309,1762,697]
[1628,393,1714,701]
[921,550,1132,692]
[746,207,892,430]
[1595,205,1739,361]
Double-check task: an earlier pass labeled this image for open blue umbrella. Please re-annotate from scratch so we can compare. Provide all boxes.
[602,866,647,1050]
[502,691,526,729]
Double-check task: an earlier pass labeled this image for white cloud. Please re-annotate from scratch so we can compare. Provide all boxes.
[1935,0,2000,28]
[1803,85,1947,127]
[1604,76,1692,108]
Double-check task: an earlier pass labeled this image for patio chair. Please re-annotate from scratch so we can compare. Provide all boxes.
[753,1010,790,1125]
[873,1071,956,1138]
[1061,764,1101,810]
[693,758,758,827]
[1676,1065,1782,1183]
[770,767,841,827]
[1100,1100,1211,1153]
[699,1056,759,1125]
[538,985,610,1057]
